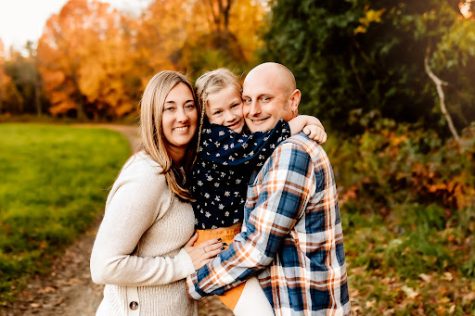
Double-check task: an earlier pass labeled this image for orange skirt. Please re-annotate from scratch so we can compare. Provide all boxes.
[196,223,243,310]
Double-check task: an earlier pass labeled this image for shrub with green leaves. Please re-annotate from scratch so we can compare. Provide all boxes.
[328,120,474,279]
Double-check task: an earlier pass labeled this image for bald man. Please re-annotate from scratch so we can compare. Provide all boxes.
[187,63,350,315]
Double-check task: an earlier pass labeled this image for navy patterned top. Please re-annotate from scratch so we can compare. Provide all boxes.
[191,119,291,229]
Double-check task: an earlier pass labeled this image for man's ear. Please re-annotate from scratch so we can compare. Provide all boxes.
[289,89,301,114]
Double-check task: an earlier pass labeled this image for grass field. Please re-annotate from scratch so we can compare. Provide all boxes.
[0,124,131,303]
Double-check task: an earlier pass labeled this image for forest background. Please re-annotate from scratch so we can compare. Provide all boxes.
[0,0,474,315]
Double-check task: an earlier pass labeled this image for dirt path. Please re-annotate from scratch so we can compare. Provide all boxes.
[2,125,232,316]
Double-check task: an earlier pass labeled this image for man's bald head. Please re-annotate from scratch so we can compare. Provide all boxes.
[244,62,296,96]
[242,62,301,133]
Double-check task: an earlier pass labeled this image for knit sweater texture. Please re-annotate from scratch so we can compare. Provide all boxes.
[90,151,197,316]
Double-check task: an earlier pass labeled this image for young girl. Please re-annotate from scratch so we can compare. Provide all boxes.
[190,68,326,315]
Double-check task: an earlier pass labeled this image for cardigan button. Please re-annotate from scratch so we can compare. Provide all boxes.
[129,301,139,310]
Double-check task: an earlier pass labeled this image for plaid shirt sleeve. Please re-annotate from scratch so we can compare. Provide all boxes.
[187,140,315,299]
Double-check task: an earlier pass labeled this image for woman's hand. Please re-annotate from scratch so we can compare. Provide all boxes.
[289,115,327,144]
[184,232,225,270]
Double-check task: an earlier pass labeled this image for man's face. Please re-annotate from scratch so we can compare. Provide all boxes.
[242,72,295,133]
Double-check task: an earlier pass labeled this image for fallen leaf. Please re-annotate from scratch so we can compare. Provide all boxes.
[437,306,446,315]
[38,286,56,294]
[53,297,65,306]
[365,300,376,308]
[401,285,419,299]
[443,272,453,281]
[350,289,360,297]
[448,305,455,314]
[462,292,475,303]
[419,273,431,283]
[66,278,82,285]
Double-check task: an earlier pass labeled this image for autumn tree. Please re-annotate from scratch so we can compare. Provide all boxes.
[131,0,266,81]
[4,42,45,116]
[0,39,6,113]
[0,40,23,114]
[228,0,267,63]
[132,0,189,81]
[33,0,267,119]
[174,0,266,77]
[38,0,137,119]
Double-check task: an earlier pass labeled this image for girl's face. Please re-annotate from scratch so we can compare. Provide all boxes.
[206,85,245,133]
[162,83,198,155]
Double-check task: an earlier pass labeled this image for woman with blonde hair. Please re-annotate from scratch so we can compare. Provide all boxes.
[90,70,224,316]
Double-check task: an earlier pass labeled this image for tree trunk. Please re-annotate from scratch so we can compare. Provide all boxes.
[0,82,3,114]
[34,72,42,116]
[76,104,86,120]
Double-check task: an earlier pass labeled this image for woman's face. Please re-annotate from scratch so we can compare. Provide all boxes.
[162,83,198,155]
[206,85,245,133]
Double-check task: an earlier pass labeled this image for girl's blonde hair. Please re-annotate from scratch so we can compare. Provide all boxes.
[195,68,241,116]
[194,68,242,145]
[140,70,200,201]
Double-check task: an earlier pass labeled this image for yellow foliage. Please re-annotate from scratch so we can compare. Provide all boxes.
[36,0,267,118]
[114,101,134,117]
[229,0,266,62]
[354,26,367,35]
[42,71,66,91]
[49,99,77,116]
[354,8,385,34]
[38,0,137,118]
[389,135,408,146]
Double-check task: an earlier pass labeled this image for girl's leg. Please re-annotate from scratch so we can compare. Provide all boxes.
[233,277,274,316]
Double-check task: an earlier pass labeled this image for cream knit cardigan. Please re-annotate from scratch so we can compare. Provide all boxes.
[90,151,197,316]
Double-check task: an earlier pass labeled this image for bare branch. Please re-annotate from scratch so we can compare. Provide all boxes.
[424,50,461,144]
[206,0,221,32]
[223,0,233,30]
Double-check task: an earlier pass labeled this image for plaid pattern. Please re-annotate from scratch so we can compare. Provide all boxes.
[187,134,350,315]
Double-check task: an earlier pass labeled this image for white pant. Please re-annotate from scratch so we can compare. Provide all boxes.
[233,277,274,316]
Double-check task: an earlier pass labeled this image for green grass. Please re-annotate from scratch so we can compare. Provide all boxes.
[0,123,131,303]
[342,209,475,315]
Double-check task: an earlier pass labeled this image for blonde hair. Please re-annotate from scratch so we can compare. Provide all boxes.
[140,71,199,201]
[194,68,242,146]
[195,68,241,117]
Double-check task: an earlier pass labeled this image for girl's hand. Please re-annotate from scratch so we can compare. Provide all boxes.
[303,125,327,144]
[289,115,327,144]
[184,232,225,270]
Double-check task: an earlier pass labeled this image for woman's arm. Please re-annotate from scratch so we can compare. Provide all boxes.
[90,159,221,286]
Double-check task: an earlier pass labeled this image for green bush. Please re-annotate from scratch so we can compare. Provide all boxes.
[325,121,475,313]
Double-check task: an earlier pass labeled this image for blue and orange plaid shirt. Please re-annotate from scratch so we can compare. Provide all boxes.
[187,134,350,315]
